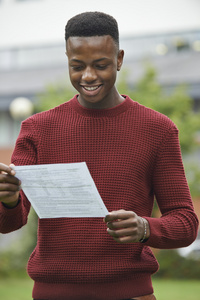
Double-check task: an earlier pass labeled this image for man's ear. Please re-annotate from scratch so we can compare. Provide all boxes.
[117,50,124,71]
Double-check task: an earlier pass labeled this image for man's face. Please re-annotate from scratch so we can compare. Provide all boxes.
[66,35,124,109]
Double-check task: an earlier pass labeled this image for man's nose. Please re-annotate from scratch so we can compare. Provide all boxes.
[82,67,97,82]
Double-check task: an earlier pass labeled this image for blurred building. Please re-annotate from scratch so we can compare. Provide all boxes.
[0,0,200,164]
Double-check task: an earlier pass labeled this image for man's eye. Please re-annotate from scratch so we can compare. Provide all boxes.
[96,65,107,70]
[71,66,83,71]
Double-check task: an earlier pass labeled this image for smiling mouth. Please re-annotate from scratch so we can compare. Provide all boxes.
[82,85,102,91]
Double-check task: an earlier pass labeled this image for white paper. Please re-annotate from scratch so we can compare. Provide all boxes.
[13,162,108,219]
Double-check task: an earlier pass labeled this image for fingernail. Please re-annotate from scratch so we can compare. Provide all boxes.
[10,170,15,175]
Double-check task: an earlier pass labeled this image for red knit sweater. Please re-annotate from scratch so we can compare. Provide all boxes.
[0,95,198,299]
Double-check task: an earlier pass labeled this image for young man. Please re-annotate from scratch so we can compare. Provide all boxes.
[0,12,198,300]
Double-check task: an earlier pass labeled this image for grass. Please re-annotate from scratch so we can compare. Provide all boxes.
[0,276,200,299]
[0,275,33,300]
[153,278,200,300]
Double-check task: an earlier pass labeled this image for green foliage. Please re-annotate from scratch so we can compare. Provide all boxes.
[117,65,200,196]
[35,80,75,112]
[0,209,38,278]
[117,65,200,154]
[183,162,200,197]
[154,249,200,279]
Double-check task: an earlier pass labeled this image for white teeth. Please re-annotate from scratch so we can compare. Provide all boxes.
[84,86,99,91]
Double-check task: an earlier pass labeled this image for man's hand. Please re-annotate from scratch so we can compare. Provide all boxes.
[104,209,150,243]
[0,163,21,208]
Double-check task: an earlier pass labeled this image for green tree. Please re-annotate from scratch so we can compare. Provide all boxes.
[0,209,37,278]
[35,80,75,112]
[117,66,200,154]
[117,65,200,196]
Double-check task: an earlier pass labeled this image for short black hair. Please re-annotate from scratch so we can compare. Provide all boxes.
[65,12,119,48]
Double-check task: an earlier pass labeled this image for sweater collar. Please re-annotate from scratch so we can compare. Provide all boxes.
[70,95,133,118]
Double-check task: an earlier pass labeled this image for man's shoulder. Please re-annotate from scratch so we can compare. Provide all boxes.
[127,96,177,132]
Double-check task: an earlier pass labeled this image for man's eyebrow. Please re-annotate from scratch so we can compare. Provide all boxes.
[94,58,110,63]
[69,59,83,63]
[70,58,110,63]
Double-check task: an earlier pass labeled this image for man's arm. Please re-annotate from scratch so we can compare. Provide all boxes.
[0,163,21,208]
[104,127,199,248]
[0,163,30,234]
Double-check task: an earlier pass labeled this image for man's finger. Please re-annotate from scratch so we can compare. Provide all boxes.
[0,163,15,176]
[104,210,135,223]
[0,183,21,192]
[112,235,136,244]
[9,164,16,176]
[0,173,21,185]
[107,227,137,238]
[107,218,137,230]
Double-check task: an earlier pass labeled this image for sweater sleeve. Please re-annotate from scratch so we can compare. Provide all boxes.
[145,125,199,249]
[0,118,37,233]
